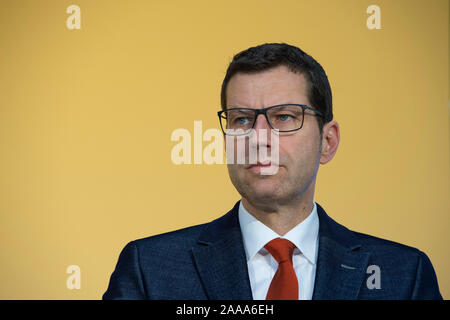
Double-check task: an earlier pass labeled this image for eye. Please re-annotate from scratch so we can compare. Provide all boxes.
[235,117,250,125]
[278,114,293,121]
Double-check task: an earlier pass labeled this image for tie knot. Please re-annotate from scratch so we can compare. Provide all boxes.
[264,238,296,263]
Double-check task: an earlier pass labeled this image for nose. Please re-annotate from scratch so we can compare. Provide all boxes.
[253,114,271,131]
[252,114,273,146]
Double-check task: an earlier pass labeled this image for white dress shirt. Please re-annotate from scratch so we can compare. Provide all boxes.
[238,200,319,300]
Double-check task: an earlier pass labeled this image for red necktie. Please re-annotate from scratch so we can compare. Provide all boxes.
[264,238,299,300]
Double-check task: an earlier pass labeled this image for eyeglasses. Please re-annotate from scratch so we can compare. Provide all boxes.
[217,104,323,136]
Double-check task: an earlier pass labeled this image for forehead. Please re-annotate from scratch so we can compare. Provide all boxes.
[226,65,310,108]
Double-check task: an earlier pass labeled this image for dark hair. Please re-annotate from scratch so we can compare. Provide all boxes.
[220,43,333,133]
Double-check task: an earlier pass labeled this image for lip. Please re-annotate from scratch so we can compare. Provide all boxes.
[247,162,280,174]
[248,162,272,169]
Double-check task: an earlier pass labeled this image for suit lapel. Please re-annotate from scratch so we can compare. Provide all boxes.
[191,202,253,300]
[312,204,371,299]
[191,201,370,300]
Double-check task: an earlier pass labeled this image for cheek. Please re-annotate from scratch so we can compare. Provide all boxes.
[224,136,250,163]
[279,135,320,168]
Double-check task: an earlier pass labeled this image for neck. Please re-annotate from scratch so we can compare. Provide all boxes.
[241,190,315,236]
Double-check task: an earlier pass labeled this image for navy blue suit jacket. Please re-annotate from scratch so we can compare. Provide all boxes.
[103,202,442,299]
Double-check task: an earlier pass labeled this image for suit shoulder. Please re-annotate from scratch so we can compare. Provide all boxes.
[351,228,424,257]
[348,228,441,299]
[321,208,424,258]
[127,221,208,251]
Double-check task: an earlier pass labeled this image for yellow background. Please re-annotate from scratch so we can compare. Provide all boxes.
[0,0,448,299]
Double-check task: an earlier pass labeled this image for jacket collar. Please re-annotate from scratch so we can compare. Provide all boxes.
[191,201,253,299]
[312,203,371,299]
[191,201,370,300]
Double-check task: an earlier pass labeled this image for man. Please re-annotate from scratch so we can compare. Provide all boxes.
[103,43,442,300]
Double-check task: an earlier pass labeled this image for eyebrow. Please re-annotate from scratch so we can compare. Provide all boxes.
[227,104,305,112]
[227,103,300,109]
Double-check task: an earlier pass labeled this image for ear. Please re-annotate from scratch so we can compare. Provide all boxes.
[320,120,340,164]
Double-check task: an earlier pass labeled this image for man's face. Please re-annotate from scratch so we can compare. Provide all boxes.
[225,65,323,208]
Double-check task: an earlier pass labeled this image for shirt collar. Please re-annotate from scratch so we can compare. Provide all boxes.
[238,200,319,265]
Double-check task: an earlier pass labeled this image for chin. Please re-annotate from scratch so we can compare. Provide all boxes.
[229,168,285,201]
[243,180,284,202]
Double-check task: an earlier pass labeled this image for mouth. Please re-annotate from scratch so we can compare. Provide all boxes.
[248,162,271,169]
[246,161,280,174]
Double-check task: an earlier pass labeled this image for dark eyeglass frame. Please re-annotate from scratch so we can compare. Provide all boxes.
[217,104,323,136]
